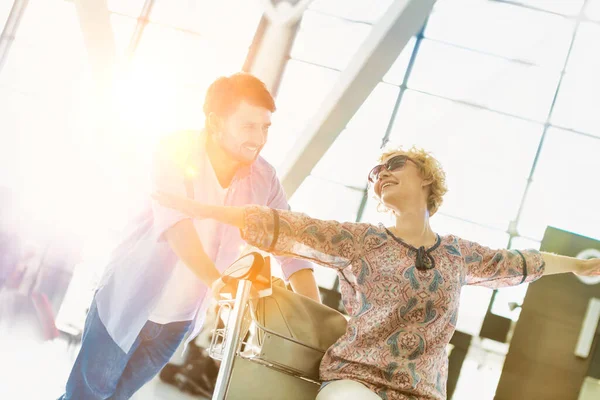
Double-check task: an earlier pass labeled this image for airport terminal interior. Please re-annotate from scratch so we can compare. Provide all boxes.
[0,0,599,399]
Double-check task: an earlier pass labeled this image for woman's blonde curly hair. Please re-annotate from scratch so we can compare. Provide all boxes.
[375,146,448,216]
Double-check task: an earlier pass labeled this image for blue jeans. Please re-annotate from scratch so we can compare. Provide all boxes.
[58,299,191,400]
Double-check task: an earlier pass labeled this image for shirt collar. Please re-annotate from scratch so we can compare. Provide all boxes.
[194,130,255,183]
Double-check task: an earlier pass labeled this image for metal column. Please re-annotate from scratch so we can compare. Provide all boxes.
[243,0,313,95]
[279,0,436,197]
[0,0,29,75]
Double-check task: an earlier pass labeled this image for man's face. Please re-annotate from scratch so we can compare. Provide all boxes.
[215,100,272,165]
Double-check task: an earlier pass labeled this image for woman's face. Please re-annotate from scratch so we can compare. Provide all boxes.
[371,153,428,210]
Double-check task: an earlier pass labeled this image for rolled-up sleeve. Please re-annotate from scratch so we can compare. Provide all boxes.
[150,145,192,241]
[240,206,382,271]
[265,174,314,280]
[460,238,546,288]
[278,255,315,280]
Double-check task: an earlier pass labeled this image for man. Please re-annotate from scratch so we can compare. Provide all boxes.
[59,73,320,399]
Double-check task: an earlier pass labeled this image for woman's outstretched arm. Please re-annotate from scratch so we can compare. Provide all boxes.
[152,191,385,270]
[542,252,600,276]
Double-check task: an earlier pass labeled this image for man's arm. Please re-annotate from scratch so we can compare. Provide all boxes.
[151,132,221,288]
[288,268,321,301]
[165,220,221,287]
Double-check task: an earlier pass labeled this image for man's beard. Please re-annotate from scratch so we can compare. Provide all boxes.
[215,129,264,165]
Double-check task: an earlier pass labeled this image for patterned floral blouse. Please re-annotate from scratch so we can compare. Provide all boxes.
[240,206,546,400]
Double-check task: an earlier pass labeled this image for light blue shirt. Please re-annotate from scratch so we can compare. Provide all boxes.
[95,131,313,353]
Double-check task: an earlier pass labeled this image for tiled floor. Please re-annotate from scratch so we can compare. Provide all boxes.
[0,297,205,400]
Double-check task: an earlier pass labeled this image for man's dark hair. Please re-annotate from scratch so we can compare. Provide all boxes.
[203,73,276,128]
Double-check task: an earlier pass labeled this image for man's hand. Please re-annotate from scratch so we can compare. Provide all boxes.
[211,276,261,300]
[575,258,600,277]
[210,277,229,299]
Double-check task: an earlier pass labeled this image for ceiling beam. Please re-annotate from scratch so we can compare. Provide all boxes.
[280,0,436,196]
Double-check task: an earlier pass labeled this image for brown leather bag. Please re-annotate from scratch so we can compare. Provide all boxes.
[217,255,348,399]
[246,277,348,381]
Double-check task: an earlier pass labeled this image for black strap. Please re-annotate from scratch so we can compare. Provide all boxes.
[268,208,280,252]
[515,250,528,284]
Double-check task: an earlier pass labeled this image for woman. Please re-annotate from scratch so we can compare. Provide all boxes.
[153,147,600,400]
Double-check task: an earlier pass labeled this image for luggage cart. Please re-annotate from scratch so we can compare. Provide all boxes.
[208,252,347,400]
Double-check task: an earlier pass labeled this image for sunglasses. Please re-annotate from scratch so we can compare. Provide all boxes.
[368,155,412,184]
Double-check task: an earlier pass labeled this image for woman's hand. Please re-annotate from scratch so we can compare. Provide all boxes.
[152,191,207,219]
[575,258,600,277]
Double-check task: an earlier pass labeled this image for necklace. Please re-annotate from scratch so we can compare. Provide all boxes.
[385,228,441,270]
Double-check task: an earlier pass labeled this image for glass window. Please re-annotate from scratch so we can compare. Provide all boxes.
[0,7,137,94]
[0,2,89,171]
[585,0,600,20]
[115,20,252,137]
[150,0,262,48]
[551,73,600,137]
[360,196,395,226]
[456,286,494,336]
[491,284,528,321]
[368,208,516,249]
[309,0,394,24]
[109,14,138,57]
[310,126,382,188]
[426,0,574,69]
[0,1,86,93]
[388,90,543,229]
[517,128,600,241]
[509,236,541,251]
[106,0,145,17]
[551,23,600,136]
[291,10,371,71]
[0,0,14,29]
[565,23,600,77]
[346,82,400,134]
[112,25,239,141]
[408,39,561,121]
[14,0,80,44]
[132,23,243,86]
[431,214,510,249]
[289,175,364,223]
[498,0,585,16]
[0,42,57,94]
[311,83,400,187]
[0,91,89,233]
[382,36,417,86]
[261,60,339,168]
